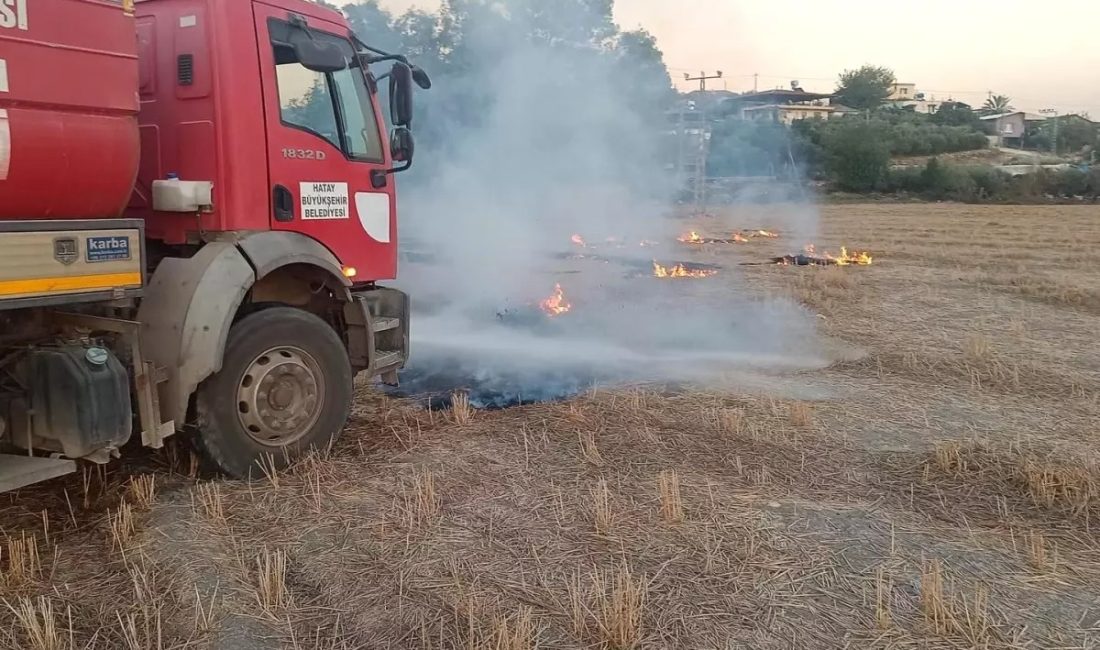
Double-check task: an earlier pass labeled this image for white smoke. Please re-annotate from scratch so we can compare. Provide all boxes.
[385,4,828,405]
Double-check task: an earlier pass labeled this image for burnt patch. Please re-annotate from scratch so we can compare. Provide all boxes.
[385,364,601,410]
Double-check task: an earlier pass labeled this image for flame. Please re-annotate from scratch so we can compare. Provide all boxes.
[539,283,572,316]
[571,234,586,247]
[732,232,749,243]
[754,229,779,238]
[678,231,705,244]
[652,261,717,278]
[833,246,873,266]
[781,244,872,266]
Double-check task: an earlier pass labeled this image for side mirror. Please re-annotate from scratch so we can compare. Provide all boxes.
[389,62,414,127]
[391,127,414,163]
[411,66,432,90]
[370,127,416,188]
[292,37,347,74]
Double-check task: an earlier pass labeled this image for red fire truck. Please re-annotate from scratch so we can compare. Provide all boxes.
[0,0,428,491]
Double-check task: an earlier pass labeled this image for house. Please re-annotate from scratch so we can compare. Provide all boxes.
[888,83,918,101]
[980,111,1048,146]
[893,99,941,115]
[885,83,942,114]
[723,89,841,125]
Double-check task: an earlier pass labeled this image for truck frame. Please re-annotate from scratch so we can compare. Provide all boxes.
[0,0,426,491]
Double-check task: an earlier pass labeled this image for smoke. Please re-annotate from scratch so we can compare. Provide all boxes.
[382,2,828,406]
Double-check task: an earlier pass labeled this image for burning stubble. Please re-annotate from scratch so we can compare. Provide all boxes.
[388,7,832,409]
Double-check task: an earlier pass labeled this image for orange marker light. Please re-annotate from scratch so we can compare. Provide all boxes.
[342,266,358,279]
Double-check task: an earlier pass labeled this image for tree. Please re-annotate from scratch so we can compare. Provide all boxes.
[824,123,891,192]
[339,0,675,188]
[834,65,896,111]
[981,94,1013,115]
[931,101,984,129]
[1029,115,1099,154]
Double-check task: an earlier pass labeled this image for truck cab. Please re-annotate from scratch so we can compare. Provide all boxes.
[131,0,399,278]
[0,0,425,490]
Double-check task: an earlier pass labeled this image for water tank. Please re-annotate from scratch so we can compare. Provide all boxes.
[0,0,140,220]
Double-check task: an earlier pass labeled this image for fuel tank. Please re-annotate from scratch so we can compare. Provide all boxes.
[0,0,140,219]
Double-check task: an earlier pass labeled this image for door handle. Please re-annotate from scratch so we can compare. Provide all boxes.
[273,185,294,222]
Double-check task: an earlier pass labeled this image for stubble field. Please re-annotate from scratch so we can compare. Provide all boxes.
[2,202,1099,649]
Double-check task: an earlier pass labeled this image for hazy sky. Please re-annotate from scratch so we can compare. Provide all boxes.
[377,0,1100,117]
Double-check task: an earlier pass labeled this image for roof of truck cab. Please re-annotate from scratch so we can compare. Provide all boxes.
[136,0,346,25]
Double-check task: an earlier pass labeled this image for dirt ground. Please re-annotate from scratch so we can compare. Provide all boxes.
[3,203,1100,649]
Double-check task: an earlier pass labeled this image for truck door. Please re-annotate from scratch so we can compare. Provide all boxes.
[252,4,396,280]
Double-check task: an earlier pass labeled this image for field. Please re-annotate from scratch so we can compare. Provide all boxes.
[2,203,1100,649]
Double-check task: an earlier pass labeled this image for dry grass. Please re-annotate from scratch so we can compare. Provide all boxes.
[3,204,1100,648]
[253,547,289,619]
[657,470,683,524]
[125,475,156,511]
[476,607,540,650]
[451,391,474,425]
[713,407,744,435]
[787,402,814,428]
[874,567,892,630]
[108,502,137,551]
[193,481,226,522]
[920,559,998,646]
[791,266,855,312]
[399,467,442,530]
[1022,529,1059,573]
[577,429,604,467]
[5,596,71,650]
[590,478,614,535]
[1,533,41,589]
[919,439,1100,523]
[568,564,646,649]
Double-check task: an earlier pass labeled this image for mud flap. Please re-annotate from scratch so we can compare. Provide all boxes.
[137,243,255,426]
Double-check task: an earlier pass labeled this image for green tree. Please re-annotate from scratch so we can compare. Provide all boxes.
[341,0,675,187]
[980,94,1013,115]
[931,101,983,129]
[824,123,891,192]
[1050,116,1098,153]
[834,65,896,111]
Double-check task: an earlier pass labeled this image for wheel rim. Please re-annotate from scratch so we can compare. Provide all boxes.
[236,346,325,447]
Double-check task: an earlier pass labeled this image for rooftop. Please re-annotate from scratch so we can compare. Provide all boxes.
[980,111,1048,121]
[731,89,834,105]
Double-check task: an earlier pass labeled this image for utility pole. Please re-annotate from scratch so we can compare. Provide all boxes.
[753,73,759,93]
[678,71,721,217]
[684,70,723,93]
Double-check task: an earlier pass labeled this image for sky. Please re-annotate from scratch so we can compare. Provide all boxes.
[376,0,1100,117]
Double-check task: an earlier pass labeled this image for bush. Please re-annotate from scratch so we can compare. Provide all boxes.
[884,166,924,193]
[799,111,989,159]
[1006,172,1044,201]
[885,160,1010,201]
[919,158,949,196]
[824,124,891,192]
[964,165,1009,199]
[880,161,1096,202]
[1045,169,1090,197]
[1089,167,1100,195]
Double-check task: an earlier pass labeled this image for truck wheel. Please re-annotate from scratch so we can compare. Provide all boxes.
[194,307,352,478]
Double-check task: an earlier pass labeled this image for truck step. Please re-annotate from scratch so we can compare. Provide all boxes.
[0,455,77,493]
[372,317,400,333]
[374,350,404,370]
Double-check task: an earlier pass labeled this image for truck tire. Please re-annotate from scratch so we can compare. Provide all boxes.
[193,307,352,478]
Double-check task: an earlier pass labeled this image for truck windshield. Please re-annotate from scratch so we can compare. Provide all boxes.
[270,20,384,162]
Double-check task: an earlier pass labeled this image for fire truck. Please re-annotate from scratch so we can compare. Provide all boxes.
[0,0,428,491]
